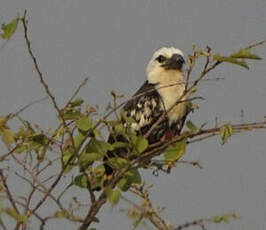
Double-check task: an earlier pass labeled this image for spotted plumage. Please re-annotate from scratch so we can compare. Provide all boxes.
[104,47,190,175]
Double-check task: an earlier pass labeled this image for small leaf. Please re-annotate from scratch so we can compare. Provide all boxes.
[74,131,86,148]
[230,49,261,60]
[53,210,67,218]
[111,141,129,150]
[93,164,105,176]
[31,134,48,145]
[130,135,148,154]
[118,169,141,192]
[5,208,27,223]
[62,149,76,173]
[164,138,186,162]
[74,174,88,188]
[76,117,92,132]
[186,120,198,132]
[0,117,8,127]
[109,157,129,170]
[85,138,112,154]
[189,86,197,94]
[69,98,84,107]
[1,128,15,145]
[63,109,81,120]
[125,168,141,184]
[220,123,233,144]
[212,213,239,223]
[120,110,135,124]
[117,178,131,191]
[1,18,19,39]
[213,54,249,69]
[114,124,125,135]
[78,152,102,169]
[106,189,120,205]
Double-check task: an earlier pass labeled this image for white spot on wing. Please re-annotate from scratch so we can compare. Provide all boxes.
[130,110,136,117]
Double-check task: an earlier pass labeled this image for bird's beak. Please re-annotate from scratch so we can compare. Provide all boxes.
[161,54,185,70]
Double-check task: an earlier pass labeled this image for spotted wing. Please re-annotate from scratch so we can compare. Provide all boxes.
[122,80,168,144]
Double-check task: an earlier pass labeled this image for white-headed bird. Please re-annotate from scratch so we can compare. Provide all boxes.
[105,47,190,175]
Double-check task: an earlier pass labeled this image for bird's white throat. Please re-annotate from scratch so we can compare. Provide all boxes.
[148,70,187,125]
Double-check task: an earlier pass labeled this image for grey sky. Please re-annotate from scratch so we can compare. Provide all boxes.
[1,0,266,229]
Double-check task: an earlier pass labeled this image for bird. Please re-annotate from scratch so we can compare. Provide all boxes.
[104,47,190,175]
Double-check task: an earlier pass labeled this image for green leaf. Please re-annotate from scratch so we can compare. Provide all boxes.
[5,208,27,223]
[109,157,129,170]
[31,134,48,145]
[74,174,88,188]
[1,18,19,39]
[74,131,85,148]
[133,213,145,229]
[212,213,238,223]
[62,149,76,173]
[118,169,141,192]
[69,98,84,107]
[106,189,120,204]
[220,123,233,144]
[0,117,8,127]
[117,178,131,191]
[85,138,112,154]
[93,164,105,176]
[63,110,81,120]
[14,145,26,154]
[1,128,15,145]
[114,124,126,135]
[120,110,135,124]
[164,138,186,162]
[53,210,67,218]
[186,120,198,132]
[125,168,141,184]
[230,49,261,60]
[130,135,148,154]
[78,152,102,169]
[76,117,92,132]
[111,141,129,150]
[213,54,249,69]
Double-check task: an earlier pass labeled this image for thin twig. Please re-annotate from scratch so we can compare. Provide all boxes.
[130,185,170,230]
[64,77,88,109]
[244,38,266,50]
[8,96,48,120]
[20,10,75,149]
[0,170,20,214]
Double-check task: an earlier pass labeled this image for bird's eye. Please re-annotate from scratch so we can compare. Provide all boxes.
[156,55,166,63]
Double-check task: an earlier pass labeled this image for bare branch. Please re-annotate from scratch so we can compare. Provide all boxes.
[0,170,20,214]
[244,38,266,50]
[64,77,88,109]
[175,213,239,230]
[20,10,75,149]
[130,185,170,230]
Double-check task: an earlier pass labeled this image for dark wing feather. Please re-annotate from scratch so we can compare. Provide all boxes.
[122,80,168,143]
[104,80,191,175]
[104,81,168,175]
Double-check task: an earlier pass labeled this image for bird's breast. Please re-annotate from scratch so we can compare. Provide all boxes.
[156,80,187,125]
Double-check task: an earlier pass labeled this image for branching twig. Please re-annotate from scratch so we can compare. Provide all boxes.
[130,185,170,230]
[64,77,88,109]
[244,38,266,50]
[20,10,75,149]
[175,213,239,230]
[134,119,266,167]
[0,170,20,214]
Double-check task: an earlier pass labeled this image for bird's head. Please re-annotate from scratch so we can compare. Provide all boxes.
[146,47,185,84]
